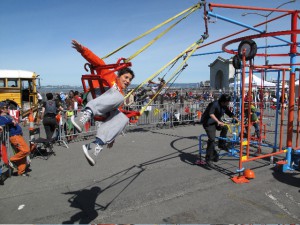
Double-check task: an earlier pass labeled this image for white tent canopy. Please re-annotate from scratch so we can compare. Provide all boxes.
[279,81,289,88]
[229,75,276,88]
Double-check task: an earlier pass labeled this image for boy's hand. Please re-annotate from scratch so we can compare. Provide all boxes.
[72,40,83,53]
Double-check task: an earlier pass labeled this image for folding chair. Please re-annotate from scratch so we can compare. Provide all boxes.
[29,127,56,160]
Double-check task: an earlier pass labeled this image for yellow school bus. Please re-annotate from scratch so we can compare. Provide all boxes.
[0,70,40,117]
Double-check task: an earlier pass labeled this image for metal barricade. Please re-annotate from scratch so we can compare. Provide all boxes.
[55,101,210,146]
[126,101,208,130]
[0,126,13,182]
[56,109,97,148]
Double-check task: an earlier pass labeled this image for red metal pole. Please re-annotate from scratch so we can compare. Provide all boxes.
[287,12,298,148]
[239,53,247,172]
[209,3,294,13]
[222,30,300,55]
[242,150,287,162]
[246,62,253,157]
[296,71,300,146]
[279,70,286,151]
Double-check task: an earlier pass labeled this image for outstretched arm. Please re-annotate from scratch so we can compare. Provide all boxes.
[71,39,108,71]
[148,80,157,85]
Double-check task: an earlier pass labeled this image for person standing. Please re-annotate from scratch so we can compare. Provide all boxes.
[41,93,63,140]
[148,77,165,106]
[65,104,75,142]
[248,104,260,139]
[0,102,30,176]
[124,91,135,111]
[74,91,83,108]
[200,94,238,168]
[37,91,43,106]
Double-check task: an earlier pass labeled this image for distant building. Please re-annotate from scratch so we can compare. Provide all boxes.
[204,80,210,87]
[209,56,235,90]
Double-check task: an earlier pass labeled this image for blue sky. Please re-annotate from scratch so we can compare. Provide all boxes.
[0,0,298,86]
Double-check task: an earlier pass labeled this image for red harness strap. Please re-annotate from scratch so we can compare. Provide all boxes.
[119,109,141,124]
[82,58,132,96]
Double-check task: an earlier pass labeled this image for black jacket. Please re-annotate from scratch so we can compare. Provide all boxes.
[200,100,234,126]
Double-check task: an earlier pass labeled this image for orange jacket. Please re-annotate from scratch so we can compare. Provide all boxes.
[81,46,124,95]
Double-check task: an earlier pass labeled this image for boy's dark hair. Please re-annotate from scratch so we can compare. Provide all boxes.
[46,93,54,100]
[117,67,135,79]
[218,94,231,103]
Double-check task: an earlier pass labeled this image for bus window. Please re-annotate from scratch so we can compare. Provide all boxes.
[0,79,5,87]
[21,80,31,101]
[8,79,18,87]
[22,80,29,90]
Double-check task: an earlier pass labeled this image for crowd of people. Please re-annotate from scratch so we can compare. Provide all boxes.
[0,89,85,177]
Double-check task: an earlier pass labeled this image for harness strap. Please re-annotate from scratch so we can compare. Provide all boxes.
[102,3,201,59]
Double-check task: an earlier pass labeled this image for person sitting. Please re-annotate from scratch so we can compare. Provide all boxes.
[72,40,135,166]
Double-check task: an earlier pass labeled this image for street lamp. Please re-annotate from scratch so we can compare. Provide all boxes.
[242,0,296,72]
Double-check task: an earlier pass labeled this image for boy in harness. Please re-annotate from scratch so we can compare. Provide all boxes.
[72,40,135,166]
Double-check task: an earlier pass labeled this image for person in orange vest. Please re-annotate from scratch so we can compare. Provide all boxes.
[0,102,30,176]
[72,40,135,166]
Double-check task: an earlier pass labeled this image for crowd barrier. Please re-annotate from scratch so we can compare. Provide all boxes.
[54,101,208,148]
[29,99,293,148]
[0,127,14,182]
[125,101,207,129]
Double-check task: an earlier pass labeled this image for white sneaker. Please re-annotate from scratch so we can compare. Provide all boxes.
[74,109,93,132]
[79,109,92,125]
[82,142,103,166]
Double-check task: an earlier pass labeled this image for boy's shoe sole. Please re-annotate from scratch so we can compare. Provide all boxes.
[82,145,96,166]
[19,173,30,177]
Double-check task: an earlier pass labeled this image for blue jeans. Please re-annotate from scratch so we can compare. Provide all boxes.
[94,137,105,146]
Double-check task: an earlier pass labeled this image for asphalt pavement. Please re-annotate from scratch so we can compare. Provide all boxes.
[0,124,299,224]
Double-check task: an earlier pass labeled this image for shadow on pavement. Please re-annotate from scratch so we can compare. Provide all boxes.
[62,165,145,223]
[62,186,101,224]
[61,131,280,222]
[271,167,300,189]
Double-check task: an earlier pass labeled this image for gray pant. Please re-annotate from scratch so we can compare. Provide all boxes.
[86,87,128,144]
